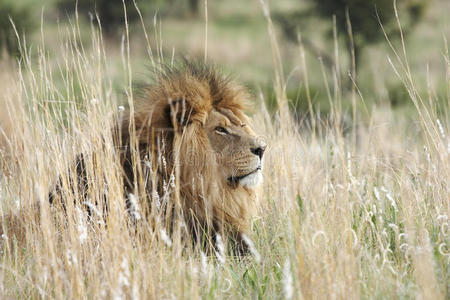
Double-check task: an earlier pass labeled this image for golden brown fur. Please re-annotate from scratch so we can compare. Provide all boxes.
[49,61,266,251]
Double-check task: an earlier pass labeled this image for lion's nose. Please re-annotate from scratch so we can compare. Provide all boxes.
[251,145,266,159]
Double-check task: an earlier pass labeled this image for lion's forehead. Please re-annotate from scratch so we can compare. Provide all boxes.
[209,108,249,126]
[211,110,257,137]
[242,123,256,136]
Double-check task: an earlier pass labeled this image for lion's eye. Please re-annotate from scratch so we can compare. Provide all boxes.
[215,126,229,135]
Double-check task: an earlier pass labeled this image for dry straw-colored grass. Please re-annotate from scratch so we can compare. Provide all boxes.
[0,2,449,299]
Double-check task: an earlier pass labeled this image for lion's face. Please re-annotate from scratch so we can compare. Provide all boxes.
[205,108,266,189]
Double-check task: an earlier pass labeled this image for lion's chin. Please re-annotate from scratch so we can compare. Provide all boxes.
[238,170,263,188]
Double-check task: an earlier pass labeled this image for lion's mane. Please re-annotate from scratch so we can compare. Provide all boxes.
[113,61,258,244]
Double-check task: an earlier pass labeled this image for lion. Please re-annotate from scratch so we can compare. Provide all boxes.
[49,61,266,253]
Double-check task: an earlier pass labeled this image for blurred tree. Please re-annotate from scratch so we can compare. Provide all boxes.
[0,0,36,57]
[189,0,200,15]
[277,0,428,72]
[57,0,203,32]
[57,0,150,35]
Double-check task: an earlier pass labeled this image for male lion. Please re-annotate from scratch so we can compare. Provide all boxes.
[49,61,266,253]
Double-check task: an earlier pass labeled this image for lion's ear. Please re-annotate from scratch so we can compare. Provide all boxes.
[166,98,193,130]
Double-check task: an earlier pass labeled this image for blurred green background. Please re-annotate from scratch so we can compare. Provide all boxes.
[1,0,449,115]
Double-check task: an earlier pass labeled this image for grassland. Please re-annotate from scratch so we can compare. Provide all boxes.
[0,0,449,299]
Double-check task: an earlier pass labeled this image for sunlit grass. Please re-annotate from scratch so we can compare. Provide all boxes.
[0,2,449,299]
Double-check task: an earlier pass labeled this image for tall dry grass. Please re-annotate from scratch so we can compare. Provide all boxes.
[0,1,449,299]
